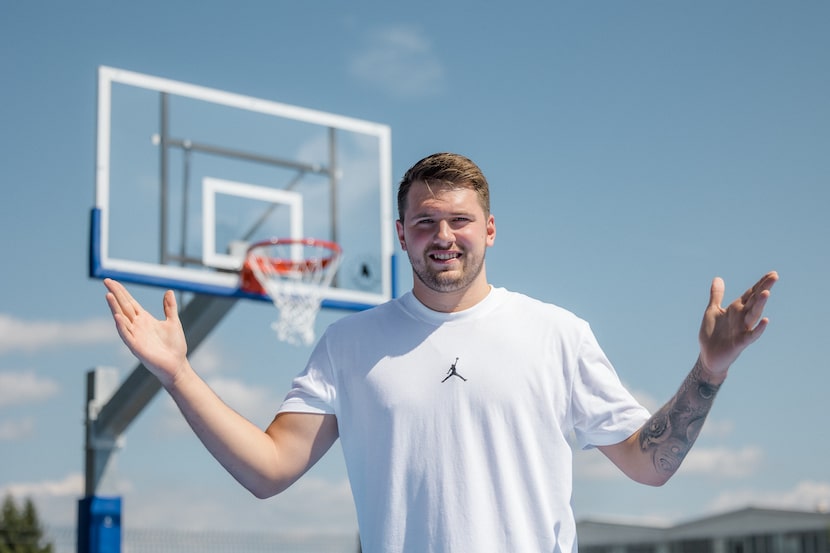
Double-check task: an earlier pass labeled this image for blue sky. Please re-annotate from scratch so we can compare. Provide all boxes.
[1,0,829,540]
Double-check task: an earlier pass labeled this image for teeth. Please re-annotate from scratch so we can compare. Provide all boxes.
[432,252,460,260]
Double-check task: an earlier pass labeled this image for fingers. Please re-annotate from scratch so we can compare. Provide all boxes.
[704,271,778,337]
[740,271,778,329]
[743,289,771,329]
[104,278,141,320]
[162,289,180,323]
[740,271,779,305]
[699,271,777,374]
[105,278,178,328]
[746,317,770,344]
[708,277,725,310]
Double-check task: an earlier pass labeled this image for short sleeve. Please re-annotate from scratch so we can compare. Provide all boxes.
[277,332,338,416]
[569,325,650,449]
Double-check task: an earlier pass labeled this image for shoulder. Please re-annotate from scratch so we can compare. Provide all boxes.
[494,287,586,326]
[481,288,596,351]
[323,295,410,336]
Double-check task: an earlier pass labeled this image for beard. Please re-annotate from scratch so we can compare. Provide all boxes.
[407,247,486,294]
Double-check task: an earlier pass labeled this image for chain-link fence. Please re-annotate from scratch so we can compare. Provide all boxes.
[45,526,360,553]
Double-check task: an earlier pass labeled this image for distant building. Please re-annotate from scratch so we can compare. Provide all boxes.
[578,507,830,553]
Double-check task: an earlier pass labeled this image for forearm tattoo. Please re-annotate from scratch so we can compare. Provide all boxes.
[638,358,722,476]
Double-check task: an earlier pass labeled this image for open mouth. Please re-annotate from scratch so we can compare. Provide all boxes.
[429,251,462,262]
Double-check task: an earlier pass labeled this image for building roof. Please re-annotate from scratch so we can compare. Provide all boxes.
[577,507,830,547]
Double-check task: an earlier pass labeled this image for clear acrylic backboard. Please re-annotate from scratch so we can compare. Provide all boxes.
[89,66,395,311]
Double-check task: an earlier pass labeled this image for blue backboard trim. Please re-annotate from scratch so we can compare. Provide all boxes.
[89,208,378,312]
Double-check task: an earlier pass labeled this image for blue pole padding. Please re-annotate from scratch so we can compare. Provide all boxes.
[77,496,121,553]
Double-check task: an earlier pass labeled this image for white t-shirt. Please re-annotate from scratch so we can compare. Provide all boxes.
[279,287,650,553]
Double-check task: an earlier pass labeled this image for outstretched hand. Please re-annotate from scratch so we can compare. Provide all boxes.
[698,271,778,380]
[104,278,188,388]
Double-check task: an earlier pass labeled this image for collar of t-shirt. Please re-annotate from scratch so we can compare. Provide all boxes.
[398,286,506,325]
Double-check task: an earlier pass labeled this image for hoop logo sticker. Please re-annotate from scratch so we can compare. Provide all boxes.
[441,357,467,383]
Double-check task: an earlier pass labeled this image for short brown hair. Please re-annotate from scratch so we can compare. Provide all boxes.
[397,152,490,221]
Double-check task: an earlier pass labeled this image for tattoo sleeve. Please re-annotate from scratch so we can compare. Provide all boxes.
[638,357,722,477]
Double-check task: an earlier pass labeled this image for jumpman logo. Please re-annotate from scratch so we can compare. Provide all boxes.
[442,357,467,382]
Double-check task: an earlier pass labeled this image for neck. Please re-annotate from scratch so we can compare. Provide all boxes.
[411,276,492,313]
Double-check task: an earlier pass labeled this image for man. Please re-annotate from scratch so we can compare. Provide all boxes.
[104,152,777,553]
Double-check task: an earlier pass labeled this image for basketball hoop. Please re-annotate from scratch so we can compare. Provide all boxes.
[240,238,342,346]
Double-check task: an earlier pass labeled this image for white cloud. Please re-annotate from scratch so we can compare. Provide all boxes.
[0,417,34,440]
[188,341,224,376]
[0,370,59,407]
[629,386,661,412]
[679,445,762,477]
[706,480,830,514]
[698,418,735,439]
[0,314,115,354]
[2,472,84,498]
[574,445,762,480]
[574,448,625,480]
[122,476,357,534]
[0,473,86,527]
[348,26,445,99]
[212,376,280,427]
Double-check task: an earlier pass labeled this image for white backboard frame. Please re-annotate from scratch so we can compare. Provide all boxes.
[89,66,395,310]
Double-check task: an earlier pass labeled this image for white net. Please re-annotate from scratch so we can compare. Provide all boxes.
[243,238,342,346]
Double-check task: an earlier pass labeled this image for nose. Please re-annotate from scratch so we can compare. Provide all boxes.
[435,220,454,243]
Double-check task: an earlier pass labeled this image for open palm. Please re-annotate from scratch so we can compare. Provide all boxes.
[698,271,778,377]
[104,278,188,388]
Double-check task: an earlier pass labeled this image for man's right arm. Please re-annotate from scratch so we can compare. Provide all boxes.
[104,278,337,498]
[166,362,338,498]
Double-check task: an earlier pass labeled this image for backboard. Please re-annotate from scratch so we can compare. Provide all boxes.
[90,66,395,311]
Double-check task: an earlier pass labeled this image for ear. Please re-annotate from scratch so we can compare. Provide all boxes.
[395,219,407,251]
[486,214,496,247]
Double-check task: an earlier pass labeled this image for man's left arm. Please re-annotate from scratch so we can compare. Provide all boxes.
[599,271,778,486]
